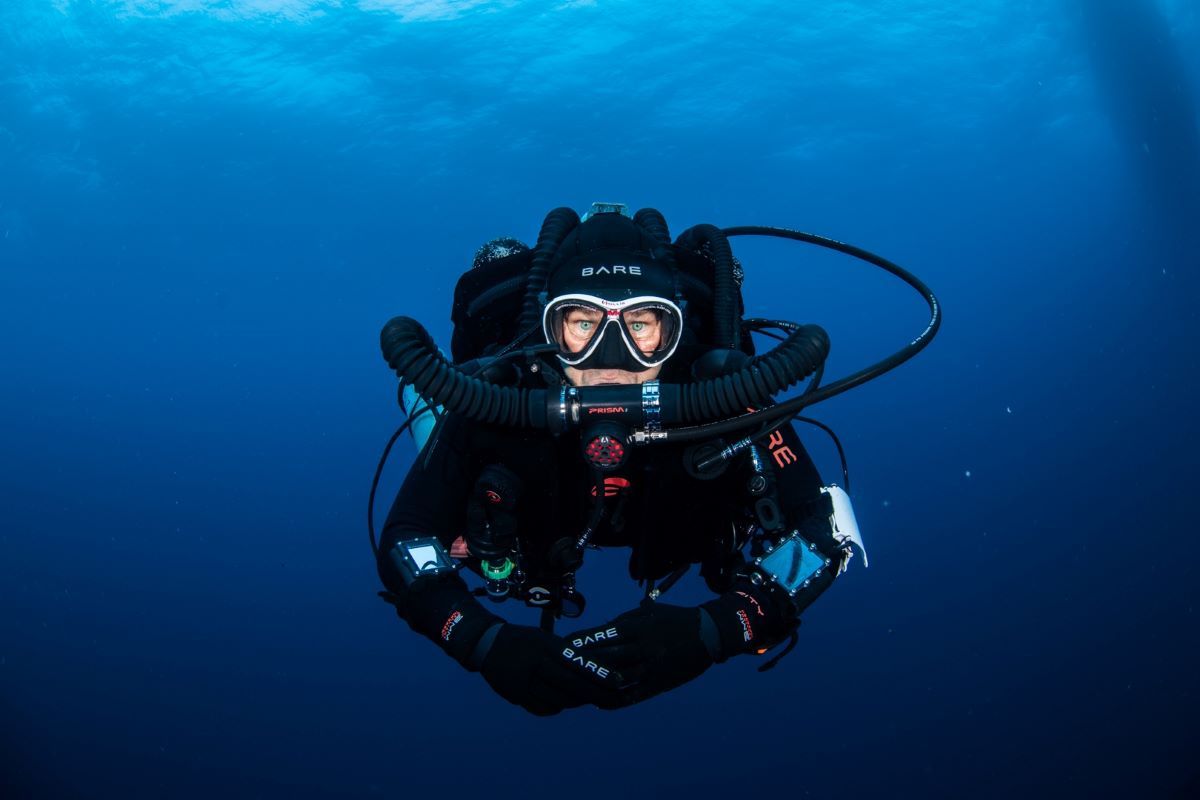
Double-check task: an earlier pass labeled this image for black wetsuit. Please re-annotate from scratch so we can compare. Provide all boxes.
[378,410,829,601]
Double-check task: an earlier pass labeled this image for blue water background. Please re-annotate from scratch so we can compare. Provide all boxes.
[2,1,1198,797]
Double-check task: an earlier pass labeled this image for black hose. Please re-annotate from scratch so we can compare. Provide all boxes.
[368,415,416,557]
[381,224,937,444]
[676,224,739,349]
[633,207,671,244]
[633,208,679,297]
[520,207,579,332]
[380,316,545,428]
[793,416,850,492]
[659,225,940,442]
[382,312,828,430]
[675,323,829,421]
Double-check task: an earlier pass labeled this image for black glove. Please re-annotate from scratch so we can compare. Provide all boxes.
[378,572,501,668]
[700,577,799,661]
[380,573,627,716]
[563,599,717,708]
[478,624,629,716]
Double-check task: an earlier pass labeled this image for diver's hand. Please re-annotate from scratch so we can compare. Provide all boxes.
[378,574,503,669]
[699,577,799,661]
[562,600,716,708]
[478,624,628,717]
[565,579,799,706]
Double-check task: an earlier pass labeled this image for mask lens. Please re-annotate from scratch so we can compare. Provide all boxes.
[618,302,680,365]
[546,300,607,364]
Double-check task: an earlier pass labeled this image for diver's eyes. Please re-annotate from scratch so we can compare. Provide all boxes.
[624,310,661,339]
[565,310,603,336]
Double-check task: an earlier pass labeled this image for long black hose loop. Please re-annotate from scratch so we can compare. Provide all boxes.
[656,225,941,443]
[381,223,936,448]
[632,207,679,289]
[677,324,830,421]
[675,224,739,350]
[520,207,580,332]
[380,316,538,428]
[368,415,416,558]
[381,314,827,434]
[721,225,940,340]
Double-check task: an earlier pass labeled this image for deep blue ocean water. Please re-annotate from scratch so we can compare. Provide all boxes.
[2,1,1198,797]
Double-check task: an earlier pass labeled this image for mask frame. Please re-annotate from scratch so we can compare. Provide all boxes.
[543,293,684,371]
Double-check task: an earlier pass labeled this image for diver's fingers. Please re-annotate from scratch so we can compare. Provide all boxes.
[530,647,641,710]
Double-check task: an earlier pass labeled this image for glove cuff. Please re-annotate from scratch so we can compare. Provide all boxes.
[696,607,723,662]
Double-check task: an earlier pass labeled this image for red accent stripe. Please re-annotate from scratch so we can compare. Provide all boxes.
[589,476,633,497]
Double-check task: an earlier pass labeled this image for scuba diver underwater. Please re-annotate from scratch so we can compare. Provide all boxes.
[369,203,940,715]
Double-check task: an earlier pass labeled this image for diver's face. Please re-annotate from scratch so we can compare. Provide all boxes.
[561,306,664,386]
[564,364,662,386]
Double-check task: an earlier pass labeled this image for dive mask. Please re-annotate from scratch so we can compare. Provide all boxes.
[543,293,683,372]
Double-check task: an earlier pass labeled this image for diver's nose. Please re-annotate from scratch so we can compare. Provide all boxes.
[588,322,632,369]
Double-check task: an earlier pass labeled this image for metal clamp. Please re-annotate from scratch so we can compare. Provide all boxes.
[641,380,662,432]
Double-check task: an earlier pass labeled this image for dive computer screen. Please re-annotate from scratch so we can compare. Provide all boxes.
[405,543,444,573]
[759,535,827,593]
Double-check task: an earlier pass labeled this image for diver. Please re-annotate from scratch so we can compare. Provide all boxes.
[371,204,939,715]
